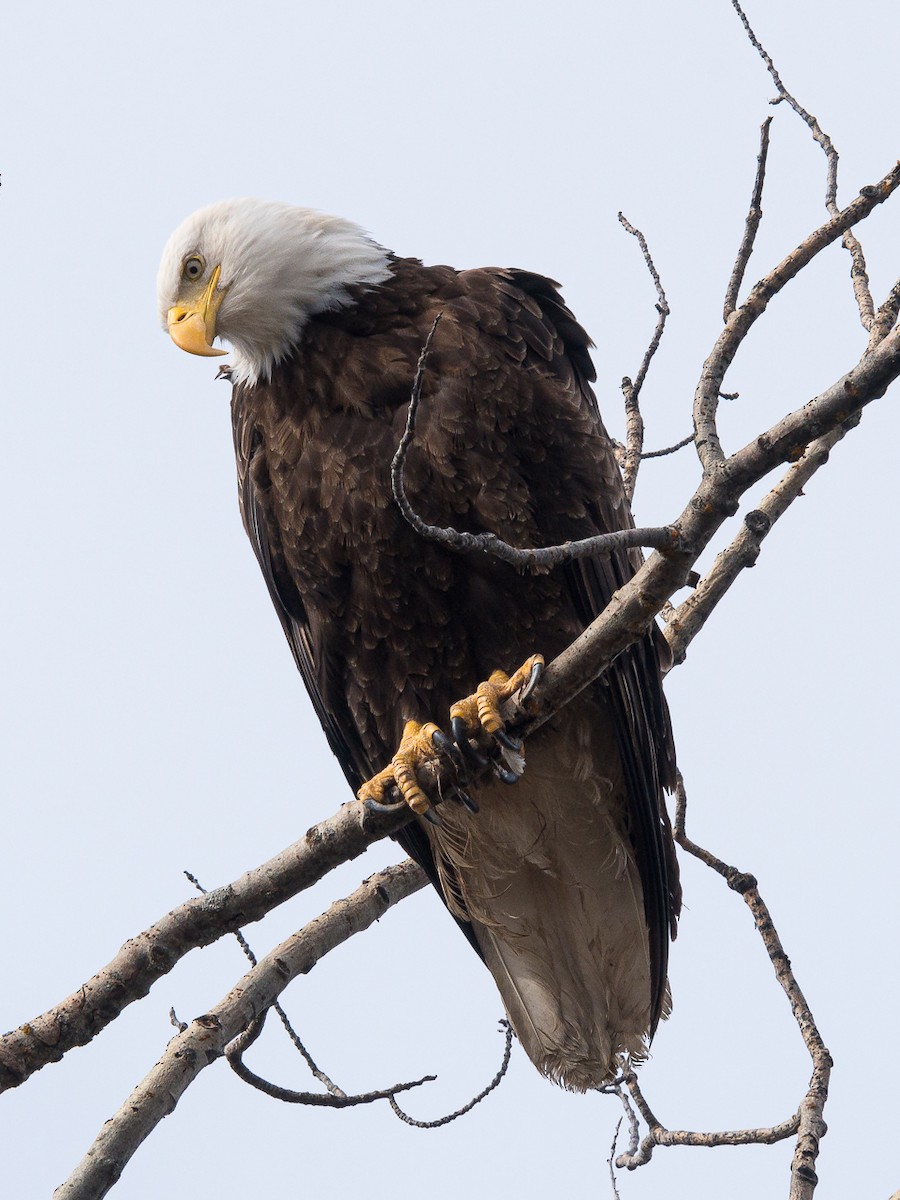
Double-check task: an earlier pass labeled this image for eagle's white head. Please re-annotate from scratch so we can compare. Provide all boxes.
[157,198,393,386]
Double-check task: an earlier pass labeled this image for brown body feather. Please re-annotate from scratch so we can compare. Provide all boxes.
[231,258,680,1087]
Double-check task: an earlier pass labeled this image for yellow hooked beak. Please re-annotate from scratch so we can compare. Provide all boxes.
[166,264,227,357]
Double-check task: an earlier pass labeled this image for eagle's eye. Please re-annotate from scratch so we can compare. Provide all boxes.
[182,255,205,282]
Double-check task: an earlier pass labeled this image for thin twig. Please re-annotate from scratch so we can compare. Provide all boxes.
[663,418,854,666]
[391,340,679,566]
[388,1020,513,1128]
[731,0,875,329]
[606,1118,623,1200]
[618,213,670,502]
[693,161,900,471]
[641,434,694,459]
[672,775,832,1200]
[225,1009,435,1107]
[723,117,773,320]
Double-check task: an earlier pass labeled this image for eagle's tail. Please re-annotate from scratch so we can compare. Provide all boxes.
[428,696,655,1091]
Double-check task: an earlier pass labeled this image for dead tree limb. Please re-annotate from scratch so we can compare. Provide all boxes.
[723,116,773,320]
[731,0,876,328]
[53,861,426,1200]
[617,212,670,503]
[693,164,899,470]
[602,773,830,1200]
[0,801,416,1091]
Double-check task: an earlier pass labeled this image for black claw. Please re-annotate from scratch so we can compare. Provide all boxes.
[452,716,489,769]
[520,660,544,703]
[492,761,521,786]
[422,806,443,826]
[494,729,523,753]
[363,795,408,815]
[431,727,466,773]
[453,788,479,814]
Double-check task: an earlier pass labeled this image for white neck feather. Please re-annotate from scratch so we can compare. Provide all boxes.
[157,198,393,386]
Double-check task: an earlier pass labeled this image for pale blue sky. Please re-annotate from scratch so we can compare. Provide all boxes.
[3,2,898,1197]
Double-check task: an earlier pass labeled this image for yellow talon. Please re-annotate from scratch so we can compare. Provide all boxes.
[358,656,543,817]
[451,654,544,743]
[358,719,440,815]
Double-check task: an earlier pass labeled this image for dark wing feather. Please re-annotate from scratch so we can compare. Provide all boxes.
[232,390,370,789]
[231,383,483,954]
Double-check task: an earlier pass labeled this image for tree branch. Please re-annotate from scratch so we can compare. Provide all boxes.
[693,164,900,471]
[597,772,829,1200]
[662,419,852,665]
[224,1005,435,1107]
[723,116,773,320]
[0,800,415,1091]
[617,213,670,502]
[391,325,679,566]
[672,776,832,1200]
[53,860,427,1200]
[731,0,876,330]
[520,321,900,727]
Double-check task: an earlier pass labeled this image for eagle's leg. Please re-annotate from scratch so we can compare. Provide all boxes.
[450,653,544,783]
[357,720,474,821]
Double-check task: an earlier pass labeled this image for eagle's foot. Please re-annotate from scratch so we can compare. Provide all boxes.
[358,720,475,823]
[449,654,544,784]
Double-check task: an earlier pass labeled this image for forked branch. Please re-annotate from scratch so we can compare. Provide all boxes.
[731,0,876,329]
[603,774,830,1200]
[54,861,427,1200]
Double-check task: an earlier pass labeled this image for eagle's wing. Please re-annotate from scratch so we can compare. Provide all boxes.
[231,390,481,951]
[232,395,370,788]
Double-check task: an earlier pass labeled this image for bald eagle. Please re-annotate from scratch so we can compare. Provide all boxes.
[158,199,680,1090]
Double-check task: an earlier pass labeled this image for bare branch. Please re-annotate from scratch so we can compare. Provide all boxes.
[731,0,836,200]
[693,163,900,470]
[615,1070,800,1169]
[620,376,644,505]
[0,800,416,1092]
[521,321,900,729]
[618,212,670,502]
[187,870,348,1098]
[723,117,773,320]
[599,772,828,1196]
[663,419,853,665]
[731,0,876,328]
[54,861,427,1200]
[673,776,832,1200]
